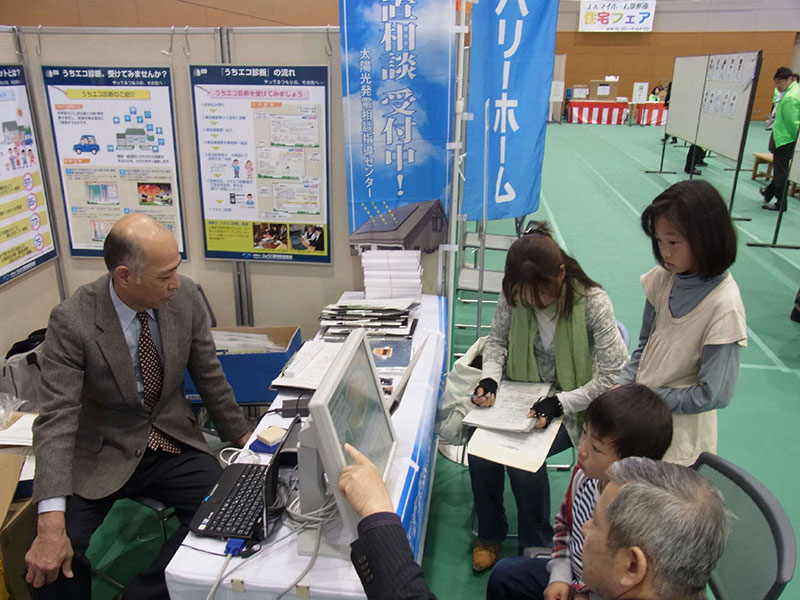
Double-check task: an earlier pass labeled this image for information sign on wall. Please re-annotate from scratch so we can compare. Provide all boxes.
[191,65,330,264]
[579,1,656,32]
[0,66,57,285]
[42,66,184,257]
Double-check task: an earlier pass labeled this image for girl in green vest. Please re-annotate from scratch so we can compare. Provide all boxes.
[470,223,628,572]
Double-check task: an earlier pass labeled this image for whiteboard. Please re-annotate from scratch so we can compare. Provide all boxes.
[695,51,761,160]
[789,143,800,185]
[665,56,708,143]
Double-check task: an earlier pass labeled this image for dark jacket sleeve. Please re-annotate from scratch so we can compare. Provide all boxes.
[350,513,437,600]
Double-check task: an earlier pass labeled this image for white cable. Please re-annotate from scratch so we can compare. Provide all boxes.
[205,553,232,600]
[275,525,323,600]
[219,446,260,466]
[210,522,312,600]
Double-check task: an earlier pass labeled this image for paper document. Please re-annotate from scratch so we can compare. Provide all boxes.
[212,331,284,354]
[271,339,342,390]
[0,412,36,446]
[468,418,563,473]
[462,381,552,433]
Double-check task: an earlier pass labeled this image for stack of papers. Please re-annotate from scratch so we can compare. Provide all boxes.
[270,339,342,391]
[362,250,422,299]
[319,297,419,341]
[0,412,37,483]
[212,331,285,354]
[0,412,35,446]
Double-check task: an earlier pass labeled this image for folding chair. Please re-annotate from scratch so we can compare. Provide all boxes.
[691,452,796,600]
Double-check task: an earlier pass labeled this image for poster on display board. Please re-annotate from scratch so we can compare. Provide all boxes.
[190,65,330,264]
[579,1,656,32]
[42,66,185,257]
[0,66,57,286]
[339,0,453,253]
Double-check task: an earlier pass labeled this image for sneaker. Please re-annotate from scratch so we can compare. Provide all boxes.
[759,186,772,202]
[472,541,501,572]
[762,202,779,211]
[685,169,701,176]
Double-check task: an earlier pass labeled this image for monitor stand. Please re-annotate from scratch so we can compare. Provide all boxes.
[296,423,352,560]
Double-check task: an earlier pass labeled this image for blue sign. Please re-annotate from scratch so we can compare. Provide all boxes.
[339,0,455,235]
[463,0,558,221]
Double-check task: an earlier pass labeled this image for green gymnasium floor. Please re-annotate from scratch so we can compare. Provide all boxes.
[423,120,800,599]
[86,121,799,598]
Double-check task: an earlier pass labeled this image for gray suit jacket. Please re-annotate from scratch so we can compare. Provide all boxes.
[32,274,250,502]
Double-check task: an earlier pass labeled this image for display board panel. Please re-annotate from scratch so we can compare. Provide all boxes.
[789,143,800,187]
[695,51,760,160]
[190,65,330,264]
[42,66,185,257]
[0,65,57,286]
[665,55,708,143]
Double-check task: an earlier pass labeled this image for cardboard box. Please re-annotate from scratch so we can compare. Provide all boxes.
[0,454,33,600]
[589,80,618,100]
[184,326,302,405]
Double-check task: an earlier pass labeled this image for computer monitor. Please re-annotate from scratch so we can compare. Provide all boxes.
[297,328,397,554]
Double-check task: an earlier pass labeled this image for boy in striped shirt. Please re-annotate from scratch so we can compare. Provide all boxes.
[487,384,673,600]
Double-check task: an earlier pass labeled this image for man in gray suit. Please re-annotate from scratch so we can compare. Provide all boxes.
[24,214,252,599]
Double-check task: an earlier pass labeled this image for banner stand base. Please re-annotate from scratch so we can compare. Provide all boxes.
[747,242,800,250]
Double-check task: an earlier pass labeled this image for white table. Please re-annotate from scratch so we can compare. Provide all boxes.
[166,295,447,599]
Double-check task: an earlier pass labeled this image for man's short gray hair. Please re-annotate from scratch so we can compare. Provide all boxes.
[605,457,728,600]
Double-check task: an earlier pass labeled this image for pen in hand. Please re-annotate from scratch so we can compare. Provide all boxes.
[472,378,498,408]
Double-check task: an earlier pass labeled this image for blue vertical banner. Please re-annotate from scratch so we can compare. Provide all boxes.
[463,0,558,221]
[339,0,455,238]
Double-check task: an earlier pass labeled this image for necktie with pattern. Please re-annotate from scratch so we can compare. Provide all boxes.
[136,312,181,454]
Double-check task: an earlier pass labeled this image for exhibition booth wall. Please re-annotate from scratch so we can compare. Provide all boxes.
[0,26,441,354]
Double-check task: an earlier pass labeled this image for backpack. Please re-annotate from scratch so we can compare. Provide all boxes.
[435,336,486,445]
[1,328,46,403]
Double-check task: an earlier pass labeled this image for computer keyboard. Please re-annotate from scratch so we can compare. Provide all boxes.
[202,463,267,538]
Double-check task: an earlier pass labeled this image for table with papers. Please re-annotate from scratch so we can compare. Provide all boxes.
[165,294,447,600]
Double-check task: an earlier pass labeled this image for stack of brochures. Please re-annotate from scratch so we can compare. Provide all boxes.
[212,331,285,354]
[270,339,339,391]
[318,297,419,341]
[362,250,422,299]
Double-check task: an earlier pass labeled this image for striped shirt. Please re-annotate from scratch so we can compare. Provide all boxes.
[548,467,600,589]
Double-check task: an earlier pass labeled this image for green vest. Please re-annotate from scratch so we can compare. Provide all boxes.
[773,81,800,148]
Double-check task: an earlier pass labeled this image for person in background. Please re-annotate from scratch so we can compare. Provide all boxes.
[648,86,662,102]
[662,81,677,144]
[25,214,252,599]
[684,144,707,176]
[761,67,800,211]
[616,180,746,466]
[468,223,627,571]
[486,383,673,600]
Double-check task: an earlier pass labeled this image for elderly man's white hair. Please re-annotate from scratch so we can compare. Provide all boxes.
[605,457,729,600]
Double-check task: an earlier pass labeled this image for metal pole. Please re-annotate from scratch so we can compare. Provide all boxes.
[445,0,468,370]
[476,99,489,339]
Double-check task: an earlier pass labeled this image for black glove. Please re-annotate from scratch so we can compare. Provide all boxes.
[531,395,563,427]
[474,378,498,398]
